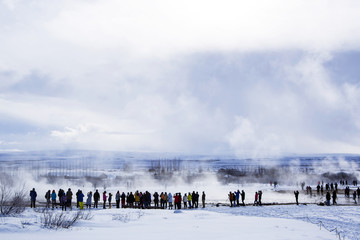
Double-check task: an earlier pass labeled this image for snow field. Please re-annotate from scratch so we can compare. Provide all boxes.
[0,207,339,240]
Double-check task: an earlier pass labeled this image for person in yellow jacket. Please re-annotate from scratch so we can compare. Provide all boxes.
[135,191,140,207]
[187,192,192,208]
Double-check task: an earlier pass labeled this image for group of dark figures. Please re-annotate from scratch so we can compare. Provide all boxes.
[296,180,360,206]
[228,190,247,207]
[29,188,206,211]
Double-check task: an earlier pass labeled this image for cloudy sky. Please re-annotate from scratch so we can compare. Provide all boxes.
[1,0,360,157]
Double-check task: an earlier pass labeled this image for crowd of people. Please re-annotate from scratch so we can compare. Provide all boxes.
[228,190,246,207]
[296,180,360,206]
[29,179,360,210]
[29,188,206,211]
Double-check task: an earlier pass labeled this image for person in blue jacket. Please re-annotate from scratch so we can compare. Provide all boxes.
[51,190,57,209]
[235,190,240,206]
[30,188,37,208]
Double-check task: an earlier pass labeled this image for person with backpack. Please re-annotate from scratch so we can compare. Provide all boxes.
[93,189,100,208]
[66,188,73,209]
[30,188,37,208]
[45,190,51,208]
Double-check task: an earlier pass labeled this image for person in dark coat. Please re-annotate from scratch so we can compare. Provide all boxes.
[30,188,37,208]
[66,188,73,209]
[332,191,337,205]
[258,191,262,206]
[93,189,100,208]
[202,191,206,208]
[78,190,85,210]
[76,189,81,208]
[326,192,331,206]
[294,190,299,205]
[121,192,126,208]
[241,190,245,206]
[45,190,51,208]
[153,192,159,208]
[58,189,64,203]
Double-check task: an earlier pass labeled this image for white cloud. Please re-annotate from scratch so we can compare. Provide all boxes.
[1,1,360,155]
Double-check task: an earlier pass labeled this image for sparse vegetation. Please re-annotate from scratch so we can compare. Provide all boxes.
[40,209,93,229]
[0,183,27,216]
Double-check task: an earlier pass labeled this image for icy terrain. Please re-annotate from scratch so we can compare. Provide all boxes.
[0,206,346,240]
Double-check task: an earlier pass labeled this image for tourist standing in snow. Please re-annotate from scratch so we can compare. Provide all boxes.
[202,191,206,208]
[45,190,51,208]
[121,192,126,208]
[258,191,262,206]
[93,189,100,208]
[187,192,192,208]
[153,192,159,208]
[115,191,120,208]
[58,189,64,204]
[30,188,37,208]
[76,189,81,208]
[51,190,57,209]
[254,192,259,206]
[353,191,357,204]
[108,193,112,209]
[86,191,92,208]
[294,190,299,205]
[326,192,331,206]
[235,190,240,206]
[168,192,173,209]
[183,193,187,209]
[229,191,234,207]
[241,190,245,206]
[66,188,73,209]
[192,191,196,208]
[61,192,67,211]
[78,190,84,210]
[103,191,107,209]
[332,191,337,205]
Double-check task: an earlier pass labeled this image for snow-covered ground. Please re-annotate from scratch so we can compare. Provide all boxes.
[0,206,345,240]
[2,203,360,240]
